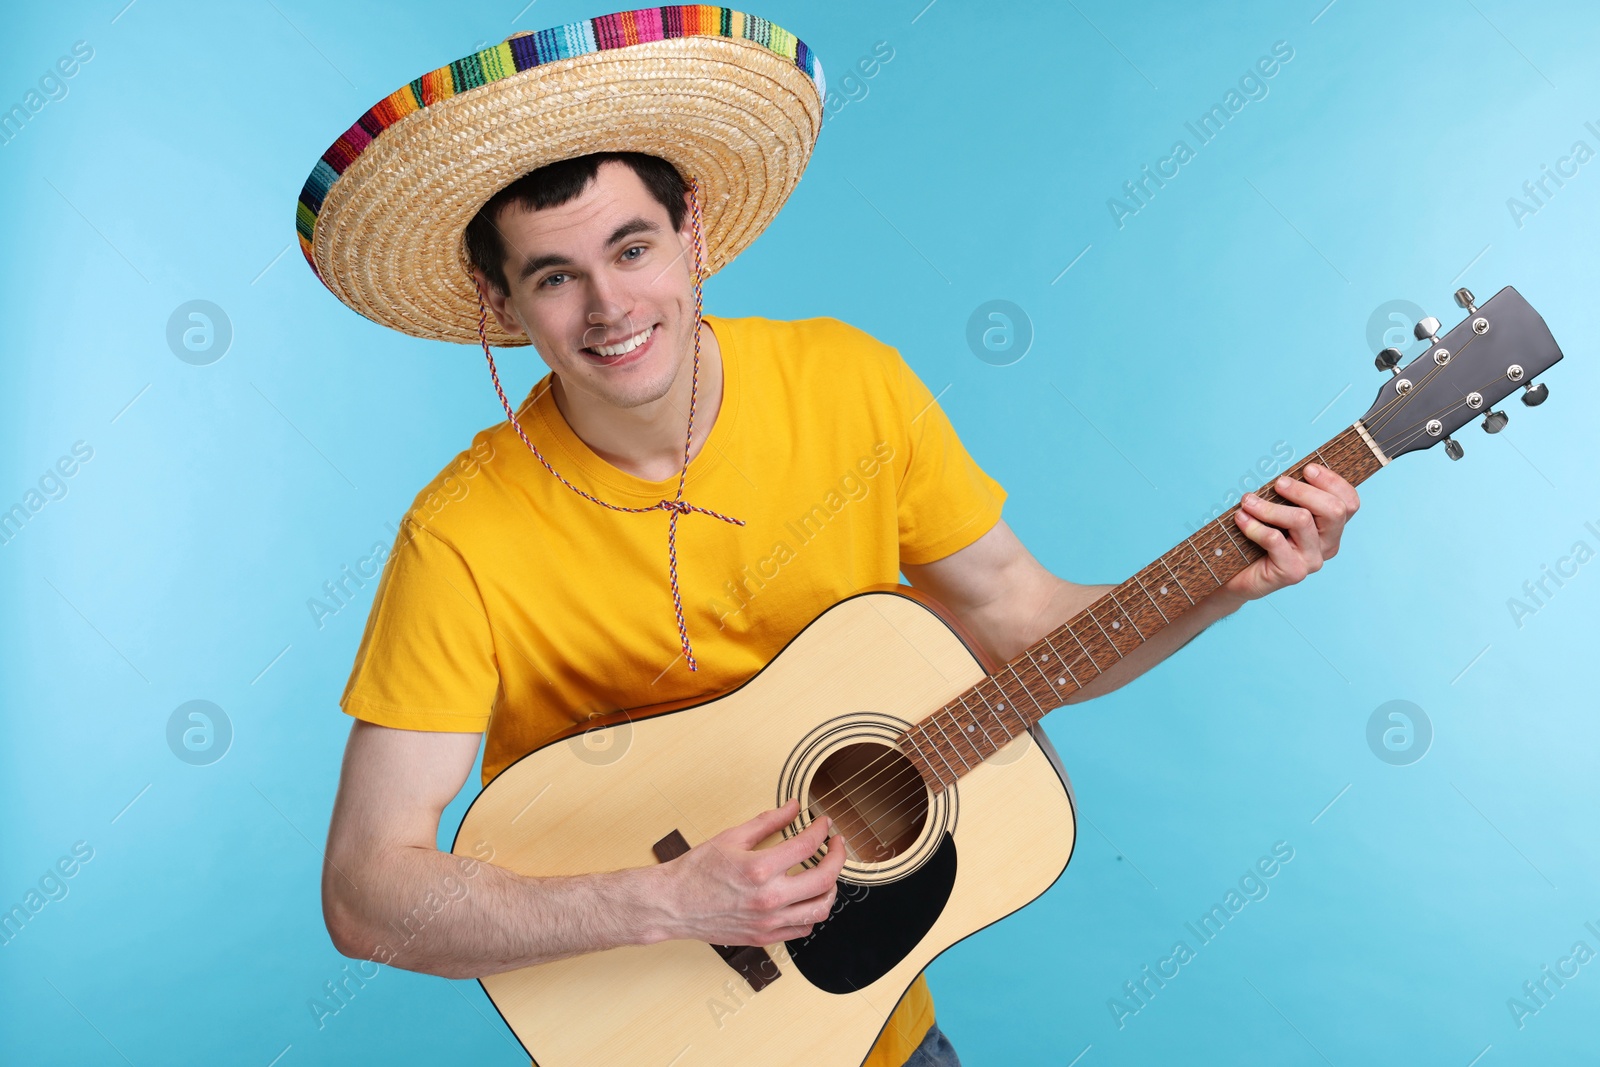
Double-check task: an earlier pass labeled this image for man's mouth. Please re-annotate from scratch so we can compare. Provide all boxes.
[583,324,656,359]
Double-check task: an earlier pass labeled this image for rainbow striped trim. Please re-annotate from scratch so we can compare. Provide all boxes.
[295,6,823,286]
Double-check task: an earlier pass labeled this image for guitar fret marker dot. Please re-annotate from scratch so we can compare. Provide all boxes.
[1056,677,1066,685]
[1112,620,1120,629]
[1214,547,1223,556]
[1160,586,1169,594]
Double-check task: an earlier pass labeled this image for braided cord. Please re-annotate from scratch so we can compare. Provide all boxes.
[470,175,742,672]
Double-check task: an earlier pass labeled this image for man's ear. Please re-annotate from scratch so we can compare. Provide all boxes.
[471,269,525,337]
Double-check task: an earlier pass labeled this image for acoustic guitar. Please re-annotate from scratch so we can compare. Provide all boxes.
[452,285,1563,1066]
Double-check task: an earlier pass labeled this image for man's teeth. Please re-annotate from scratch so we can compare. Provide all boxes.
[589,326,653,357]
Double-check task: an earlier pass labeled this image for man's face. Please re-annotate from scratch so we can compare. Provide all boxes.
[475,161,701,412]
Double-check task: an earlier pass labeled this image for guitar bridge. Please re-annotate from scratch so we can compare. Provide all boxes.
[652,829,783,993]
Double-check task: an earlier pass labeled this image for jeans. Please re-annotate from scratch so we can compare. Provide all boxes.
[903,1021,962,1067]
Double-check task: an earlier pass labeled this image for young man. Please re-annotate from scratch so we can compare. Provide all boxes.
[298,13,1358,1067]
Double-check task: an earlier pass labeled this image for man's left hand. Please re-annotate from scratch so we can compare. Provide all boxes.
[1225,462,1360,602]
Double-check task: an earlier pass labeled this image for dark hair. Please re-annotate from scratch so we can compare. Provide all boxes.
[463,151,688,296]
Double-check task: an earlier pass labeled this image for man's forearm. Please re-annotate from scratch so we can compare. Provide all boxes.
[323,843,672,979]
[1011,576,1245,705]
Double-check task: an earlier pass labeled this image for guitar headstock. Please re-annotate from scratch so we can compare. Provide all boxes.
[1360,286,1563,461]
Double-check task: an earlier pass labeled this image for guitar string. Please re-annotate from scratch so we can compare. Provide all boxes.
[802,429,1383,834]
[797,431,1385,850]
[796,356,1537,858]
[1365,349,1461,438]
[1335,314,1533,450]
[1351,333,1525,458]
[808,433,1376,839]
[1277,304,1528,445]
[1366,369,1529,458]
[1364,325,1509,443]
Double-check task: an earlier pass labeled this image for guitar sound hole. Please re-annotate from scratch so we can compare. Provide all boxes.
[807,743,928,864]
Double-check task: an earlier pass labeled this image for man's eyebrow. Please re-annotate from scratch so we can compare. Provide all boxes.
[516,216,662,282]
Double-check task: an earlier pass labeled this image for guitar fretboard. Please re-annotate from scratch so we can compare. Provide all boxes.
[897,422,1387,792]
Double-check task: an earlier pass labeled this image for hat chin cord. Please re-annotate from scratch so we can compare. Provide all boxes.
[469,174,743,674]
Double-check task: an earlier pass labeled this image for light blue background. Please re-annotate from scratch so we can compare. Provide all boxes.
[2,1,1595,1064]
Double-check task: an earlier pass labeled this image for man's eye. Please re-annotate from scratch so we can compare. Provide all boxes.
[540,273,569,289]
[622,246,645,260]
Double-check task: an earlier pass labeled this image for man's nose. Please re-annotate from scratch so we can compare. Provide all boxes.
[584,280,634,340]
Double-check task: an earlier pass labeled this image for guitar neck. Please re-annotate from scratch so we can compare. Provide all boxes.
[899,421,1389,790]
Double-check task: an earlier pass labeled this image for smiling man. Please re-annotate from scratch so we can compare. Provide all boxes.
[299,11,1357,1067]
[463,156,728,485]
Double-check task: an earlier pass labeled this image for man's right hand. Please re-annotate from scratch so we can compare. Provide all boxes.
[654,797,849,947]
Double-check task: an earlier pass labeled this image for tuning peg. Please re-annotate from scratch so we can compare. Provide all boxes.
[1444,436,1464,460]
[1521,382,1549,406]
[1481,410,1508,433]
[1454,288,1477,313]
[1375,347,1403,374]
[1414,316,1442,344]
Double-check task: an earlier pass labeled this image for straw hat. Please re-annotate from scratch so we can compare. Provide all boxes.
[294,7,826,346]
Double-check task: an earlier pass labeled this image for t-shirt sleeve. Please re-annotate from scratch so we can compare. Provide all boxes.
[888,348,1008,566]
[338,517,499,733]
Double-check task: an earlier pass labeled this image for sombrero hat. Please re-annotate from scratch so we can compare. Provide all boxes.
[294,6,826,346]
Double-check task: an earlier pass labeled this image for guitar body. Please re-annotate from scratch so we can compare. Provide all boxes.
[453,586,1078,1067]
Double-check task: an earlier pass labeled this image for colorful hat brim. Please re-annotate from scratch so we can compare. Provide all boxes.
[296,7,825,346]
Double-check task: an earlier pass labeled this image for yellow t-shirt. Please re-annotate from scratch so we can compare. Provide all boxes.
[340,313,1006,1066]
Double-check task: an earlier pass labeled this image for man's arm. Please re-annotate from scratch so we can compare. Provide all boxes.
[900,464,1360,704]
[322,719,848,978]
[902,520,1242,704]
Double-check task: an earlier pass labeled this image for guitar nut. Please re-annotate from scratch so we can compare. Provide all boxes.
[1473,317,1489,334]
